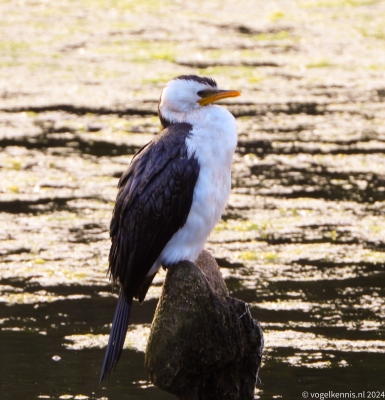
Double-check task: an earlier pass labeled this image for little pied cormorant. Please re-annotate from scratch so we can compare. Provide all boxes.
[100,75,241,382]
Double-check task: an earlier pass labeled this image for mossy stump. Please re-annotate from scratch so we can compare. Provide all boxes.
[145,250,264,400]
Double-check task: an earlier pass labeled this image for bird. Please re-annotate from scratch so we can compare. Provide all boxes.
[100,74,241,382]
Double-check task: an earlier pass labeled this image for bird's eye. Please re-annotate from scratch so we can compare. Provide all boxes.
[197,89,215,98]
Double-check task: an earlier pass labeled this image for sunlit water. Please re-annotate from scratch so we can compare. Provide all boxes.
[2,107,385,398]
[2,0,385,397]
[2,109,385,398]
[1,247,384,399]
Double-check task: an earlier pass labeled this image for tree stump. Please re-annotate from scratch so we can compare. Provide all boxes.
[145,250,264,400]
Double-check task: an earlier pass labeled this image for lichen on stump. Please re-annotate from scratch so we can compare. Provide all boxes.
[145,250,264,400]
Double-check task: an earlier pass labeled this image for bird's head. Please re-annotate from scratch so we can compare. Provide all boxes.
[158,75,241,128]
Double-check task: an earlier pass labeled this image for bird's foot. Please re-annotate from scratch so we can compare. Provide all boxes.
[162,262,179,271]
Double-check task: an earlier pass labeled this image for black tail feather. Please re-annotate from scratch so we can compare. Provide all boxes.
[100,291,132,383]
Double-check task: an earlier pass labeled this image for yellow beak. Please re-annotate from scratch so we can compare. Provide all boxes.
[198,89,241,106]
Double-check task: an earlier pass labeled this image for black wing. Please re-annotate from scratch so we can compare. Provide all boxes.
[100,123,199,382]
[109,122,199,302]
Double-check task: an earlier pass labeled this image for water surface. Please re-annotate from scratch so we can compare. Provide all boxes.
[1,0,385,398]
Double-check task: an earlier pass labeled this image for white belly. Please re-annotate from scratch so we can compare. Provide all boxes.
[159,162,231,265]
[148,104,237,275]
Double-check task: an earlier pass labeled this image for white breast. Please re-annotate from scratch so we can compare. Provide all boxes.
[150,105,237,271]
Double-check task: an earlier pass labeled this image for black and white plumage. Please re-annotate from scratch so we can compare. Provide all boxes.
[100,75,240,382]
